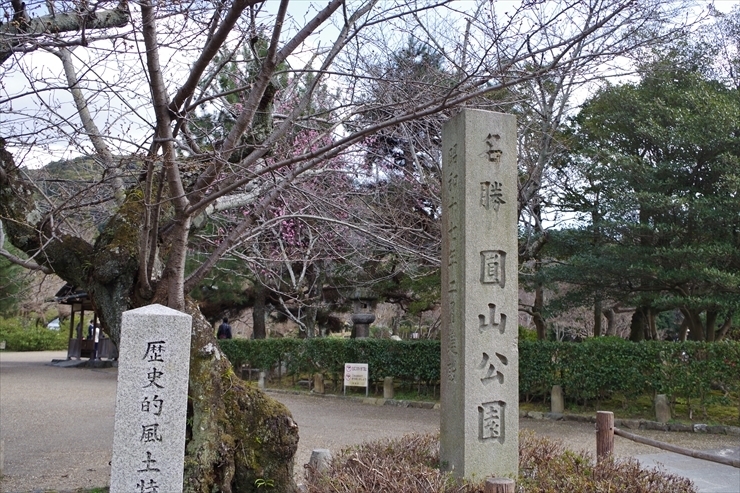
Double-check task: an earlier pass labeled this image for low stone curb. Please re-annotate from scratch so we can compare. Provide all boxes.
[519,409,740,436]
[264,388,443,409]
[266,388,738,435]
[50,358,117,368]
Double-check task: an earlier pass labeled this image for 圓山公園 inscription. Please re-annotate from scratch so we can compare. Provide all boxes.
[480,250,505,287]
[478,400,505,441]
[478,303,507,335]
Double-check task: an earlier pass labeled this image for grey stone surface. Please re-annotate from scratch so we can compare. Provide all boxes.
[694,423,709,433]
[383,377,395,399]
[668,423,694,433]
[110,304,192,493]
[440,109,518,479]
[619,419,642,430]
[655,394,671,423]
[550,385,565,414]
[313,373,325,394]
[643,421,669,431]
[706,425,726,435]
[308,449,332,475]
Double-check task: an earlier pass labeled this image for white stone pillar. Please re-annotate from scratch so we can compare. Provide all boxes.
[440,109,519,479]
[110,304,192,493]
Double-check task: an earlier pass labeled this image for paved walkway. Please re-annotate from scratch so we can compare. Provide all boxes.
[0,351,738,492]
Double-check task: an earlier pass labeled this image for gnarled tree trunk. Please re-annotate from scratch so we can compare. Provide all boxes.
[183,299,298,493]
[0,140,299,492]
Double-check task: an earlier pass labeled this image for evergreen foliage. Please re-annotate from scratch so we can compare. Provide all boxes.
[544,54,740,340]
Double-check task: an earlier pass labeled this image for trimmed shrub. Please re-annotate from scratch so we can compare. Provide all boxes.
[220,338,739,414]
[0,317,69,351]
[302,432,697,493]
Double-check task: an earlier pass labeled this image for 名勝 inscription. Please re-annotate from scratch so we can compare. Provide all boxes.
[485,133,502,164]
[479,401,505,441]
[480,181,505,212]
[480,250,505,287]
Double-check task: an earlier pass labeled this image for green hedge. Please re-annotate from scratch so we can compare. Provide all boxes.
[519,339,740,411]
[0,317,69,351]
[219,338,441,386]
[219,338,739,410]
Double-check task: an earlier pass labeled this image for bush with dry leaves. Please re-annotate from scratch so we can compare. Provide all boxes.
[302,432,696,493]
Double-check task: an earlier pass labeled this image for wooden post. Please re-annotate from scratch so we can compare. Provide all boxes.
[485,478,515,493]
[596,411,614,462]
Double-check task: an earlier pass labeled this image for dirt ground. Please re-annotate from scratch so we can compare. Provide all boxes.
[1,351,737,492]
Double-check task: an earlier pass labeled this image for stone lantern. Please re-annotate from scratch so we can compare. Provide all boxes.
[350,288,377,339]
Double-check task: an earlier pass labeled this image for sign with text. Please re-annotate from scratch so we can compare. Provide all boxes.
[343,363,369,396]
[441,109,519,479]
[110,304,192,493]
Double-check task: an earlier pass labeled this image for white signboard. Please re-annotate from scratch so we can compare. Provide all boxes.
[343,363,369,396]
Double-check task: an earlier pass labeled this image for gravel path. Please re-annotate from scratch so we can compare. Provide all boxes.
[1,351,737,492]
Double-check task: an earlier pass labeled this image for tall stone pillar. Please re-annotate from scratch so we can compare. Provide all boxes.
[440,109,518,479]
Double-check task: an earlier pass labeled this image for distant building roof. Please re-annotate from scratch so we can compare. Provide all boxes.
[52,283,90,305]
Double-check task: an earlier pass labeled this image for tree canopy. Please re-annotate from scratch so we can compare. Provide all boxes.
[545,54,740,341]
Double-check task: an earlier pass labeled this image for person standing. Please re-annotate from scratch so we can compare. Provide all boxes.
[217,317,233,339]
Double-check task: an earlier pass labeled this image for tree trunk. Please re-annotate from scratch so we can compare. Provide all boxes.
[253,283,267,339]
[183,299,298,493]
[681,308,705,341]
[533,283,547,340]
[705,310,718,342]
[303,264,324,338]
[593,298,602,337]
[715,314,732,341]
[678,315,690,341]
[647,308,658,340]
[603,307,617,336]
[304,305,317,338]
[629,308,646,342]
[0,144,298,492]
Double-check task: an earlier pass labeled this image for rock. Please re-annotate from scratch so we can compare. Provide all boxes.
[550,385,564,413]
[654,394,671,423]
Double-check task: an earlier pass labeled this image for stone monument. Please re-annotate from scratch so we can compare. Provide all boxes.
[440,109,519,479]
[350,288,377,339]
[110,304,192,493]
[655,394,671,423]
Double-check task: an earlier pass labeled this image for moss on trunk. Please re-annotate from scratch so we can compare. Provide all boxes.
[184,299,298,493]
[2,140,298,492]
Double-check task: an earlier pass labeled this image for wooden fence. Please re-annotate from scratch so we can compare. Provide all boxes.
[596,411,740,469]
